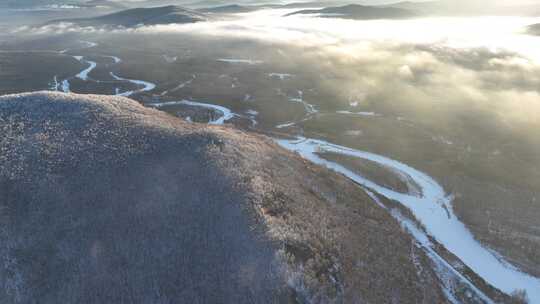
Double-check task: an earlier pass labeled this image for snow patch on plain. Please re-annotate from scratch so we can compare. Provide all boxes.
[336,110,380,116]
[268,73,294,80]
[217,58,263,64]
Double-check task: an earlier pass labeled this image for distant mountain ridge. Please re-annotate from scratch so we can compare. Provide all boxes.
[0,0,58,8]
[48,5,209,27]
[192,0,540,16]
[195,1,344,13]
[386,0,540,16]
[80,0,126,9]
[0,0,94,9]
[199,4,258,13]
[286,4,417,20]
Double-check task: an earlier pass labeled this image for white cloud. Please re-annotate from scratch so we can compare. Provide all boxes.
[398,65,414,79]
[21,9,540,132]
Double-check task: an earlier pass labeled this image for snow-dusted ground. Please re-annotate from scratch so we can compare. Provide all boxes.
[276,137,540,303]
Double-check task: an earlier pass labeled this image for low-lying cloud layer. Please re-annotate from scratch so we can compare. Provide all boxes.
[131,10,540,129]
[17,10,540,142]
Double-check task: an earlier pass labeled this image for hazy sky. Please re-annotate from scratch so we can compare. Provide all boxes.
[116,0,540,6]
[116,0,534,2]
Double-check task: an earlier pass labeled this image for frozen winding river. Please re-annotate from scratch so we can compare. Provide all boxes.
[276,137,540,303]
[155,95,540,303]
[49,40,540,303]
[55,41,156,97]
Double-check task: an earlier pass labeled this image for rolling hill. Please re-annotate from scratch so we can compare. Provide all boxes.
[198,4,259,13]
[48,5,208,28]
[387,0,540,16]
[286,4,417,20]
[79,0,127,9]
[0,91,448,303]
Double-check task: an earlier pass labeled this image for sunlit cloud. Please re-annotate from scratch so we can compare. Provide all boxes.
[19,9,540,136]
[129,10,540,61]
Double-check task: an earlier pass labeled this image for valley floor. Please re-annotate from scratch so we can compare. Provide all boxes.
[0,15,539,302]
